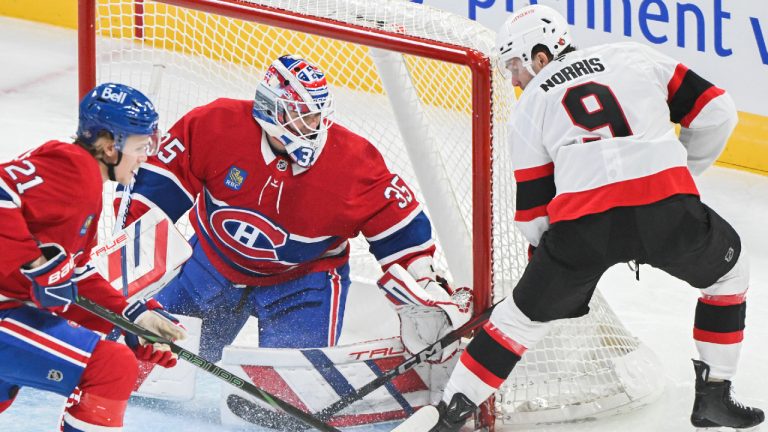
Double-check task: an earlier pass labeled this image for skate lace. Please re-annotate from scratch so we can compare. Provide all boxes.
[728,385,751,413]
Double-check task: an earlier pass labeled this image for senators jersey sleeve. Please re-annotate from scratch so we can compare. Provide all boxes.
[511,42,734,246]
[638,45,738,175]
[0,141,128,331]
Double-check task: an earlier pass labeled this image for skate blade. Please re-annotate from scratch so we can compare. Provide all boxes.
[695,426,762,432]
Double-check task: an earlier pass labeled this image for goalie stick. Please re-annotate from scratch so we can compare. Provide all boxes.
[227,300,501,430]
[74,296,341,432]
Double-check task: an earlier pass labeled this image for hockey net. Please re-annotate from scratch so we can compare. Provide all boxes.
[80,0,664,428]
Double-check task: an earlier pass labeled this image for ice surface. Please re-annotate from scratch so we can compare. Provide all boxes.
[0,16,766,432]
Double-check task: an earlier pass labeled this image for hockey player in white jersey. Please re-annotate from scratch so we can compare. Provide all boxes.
[398,4,764,431]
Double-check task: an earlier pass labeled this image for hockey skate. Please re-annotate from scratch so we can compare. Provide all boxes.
[429,393,477,432]
[691,360,764,429]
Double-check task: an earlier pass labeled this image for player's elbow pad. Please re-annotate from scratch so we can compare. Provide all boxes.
[681,95,738,176]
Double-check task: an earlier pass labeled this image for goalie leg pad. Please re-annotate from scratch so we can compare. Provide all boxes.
[220,337,453,427]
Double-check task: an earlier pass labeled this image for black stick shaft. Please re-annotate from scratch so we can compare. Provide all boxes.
[75,296,341,432]
[316,302,499,420]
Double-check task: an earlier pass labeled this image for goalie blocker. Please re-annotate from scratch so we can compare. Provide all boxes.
[91,207,201,399]
[90,207,192,300]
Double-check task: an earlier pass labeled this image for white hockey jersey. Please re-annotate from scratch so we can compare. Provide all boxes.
[510,42,738,246]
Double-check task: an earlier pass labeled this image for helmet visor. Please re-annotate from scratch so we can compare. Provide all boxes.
[120,129,161,157]
[500,58,528,80]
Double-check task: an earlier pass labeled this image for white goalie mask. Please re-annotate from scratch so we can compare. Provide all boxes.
[497,4,573,77]
[252,55,335,169]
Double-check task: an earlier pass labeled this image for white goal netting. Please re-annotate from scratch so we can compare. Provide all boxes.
[84,0,664,427]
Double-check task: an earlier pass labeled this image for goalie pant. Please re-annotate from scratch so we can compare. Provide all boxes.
[151,236,352,360]
[441,194,749,406]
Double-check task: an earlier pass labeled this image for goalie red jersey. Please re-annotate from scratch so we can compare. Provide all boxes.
[0,141,128,332]
[121,98,435,286]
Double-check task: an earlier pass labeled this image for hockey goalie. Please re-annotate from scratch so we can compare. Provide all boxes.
[100,54,472,426]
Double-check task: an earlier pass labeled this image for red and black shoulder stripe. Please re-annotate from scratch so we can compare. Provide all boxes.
[667,64,725,127]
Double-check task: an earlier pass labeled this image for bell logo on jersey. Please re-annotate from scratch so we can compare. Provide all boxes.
[100,86,127,104]
[225,166,248,191]
[210,208,288,260]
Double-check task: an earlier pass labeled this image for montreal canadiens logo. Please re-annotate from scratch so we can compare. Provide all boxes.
[210,208,288,260]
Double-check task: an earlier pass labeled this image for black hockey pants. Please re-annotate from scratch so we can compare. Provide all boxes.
[513,194,741,322]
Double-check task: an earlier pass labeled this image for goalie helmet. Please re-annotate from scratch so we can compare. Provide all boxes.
[252,55,335,168]
[496,4,573,76]
[77,83,160,156]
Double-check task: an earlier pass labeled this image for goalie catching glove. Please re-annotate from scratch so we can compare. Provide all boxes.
[122,298,188,367]
[378,257,472,363]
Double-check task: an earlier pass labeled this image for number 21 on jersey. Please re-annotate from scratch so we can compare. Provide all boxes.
[4,159,43,194]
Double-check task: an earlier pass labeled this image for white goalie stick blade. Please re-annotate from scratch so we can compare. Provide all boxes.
[90,207,192,300]
[391,405,440,432]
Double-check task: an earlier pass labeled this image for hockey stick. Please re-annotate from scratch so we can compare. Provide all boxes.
[74,295,341,432]
[227,300,501,430]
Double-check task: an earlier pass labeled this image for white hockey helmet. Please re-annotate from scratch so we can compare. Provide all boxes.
[497,4,573,76]
[252,55,335,168]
